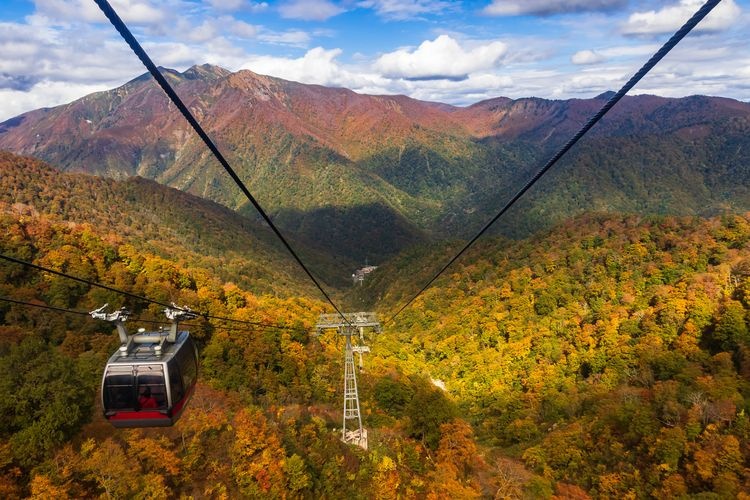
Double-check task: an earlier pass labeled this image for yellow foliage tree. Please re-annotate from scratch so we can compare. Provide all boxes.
[29,474,70,500]
[230,407,287,498]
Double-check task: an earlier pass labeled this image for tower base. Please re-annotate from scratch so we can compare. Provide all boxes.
[343,428,368,450]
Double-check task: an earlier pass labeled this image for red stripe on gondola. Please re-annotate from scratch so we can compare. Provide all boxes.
[108,411,170,421]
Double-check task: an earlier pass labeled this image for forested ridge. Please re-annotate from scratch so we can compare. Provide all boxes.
[0,152,348,292]
[2,152,750,497]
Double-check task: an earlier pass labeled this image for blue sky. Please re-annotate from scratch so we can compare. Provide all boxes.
[0,0,748,121]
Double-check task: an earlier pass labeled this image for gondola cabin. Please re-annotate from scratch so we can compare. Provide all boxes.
[91,305,198,428]
[101,330,198,427]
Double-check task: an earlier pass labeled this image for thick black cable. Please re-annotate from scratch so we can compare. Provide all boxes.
[387,0,721,325]
[93,0,348,324]
[0,297,310,337]
[0,296,90,316]
[203,314,304,332]
[0,253,171,307]
[0,253,301,331]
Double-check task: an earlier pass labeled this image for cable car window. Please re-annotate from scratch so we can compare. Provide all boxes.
[136,367,166,409]
[177,340,197,391]
[103,373,135,410]
[168,359,184,403]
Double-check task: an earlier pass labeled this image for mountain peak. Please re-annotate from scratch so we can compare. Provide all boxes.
[183,64,231,81]
[125,65,229,87]
[127,66,182,85]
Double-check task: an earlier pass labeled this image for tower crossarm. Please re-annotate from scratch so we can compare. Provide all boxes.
[315,312,381,333]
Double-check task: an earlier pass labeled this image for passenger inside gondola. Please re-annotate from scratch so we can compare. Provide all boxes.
[138,372,167,408]
[138,387,158,409]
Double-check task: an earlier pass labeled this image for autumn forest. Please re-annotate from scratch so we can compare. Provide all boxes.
[2,147,750,499]
[1,50,750,499]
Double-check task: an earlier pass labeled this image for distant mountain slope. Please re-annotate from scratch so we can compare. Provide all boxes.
[0,151,347,294]
[1,64,749,256]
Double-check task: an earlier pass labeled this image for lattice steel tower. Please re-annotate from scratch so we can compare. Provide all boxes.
[316,312,381,450]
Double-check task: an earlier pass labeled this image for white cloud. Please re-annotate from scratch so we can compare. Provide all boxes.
[31,0,170,25]
[630,60,750,98]
[374,35,507,80]
[0,21,142,86]
[206,0,268,13]
[109,0,168,23]
[278,0,345,21]
[143,41,207,67]
[550,67,625,96]
[237,40,518,106]
[571,49,605,65]
[242,47,341,84]
[189,19,220,42]
[188,17,259,43]
[399,72,515,104]
[241,47,369,87]
[31,0,102,23]
[230,19,259,39]
[484,0,626,17]
[0,81,113,122]
[206,0,244,11]
[622,0,742,36]
[257,30,312,47]
[625,36,750,98]
[599,44,660,58]
[356,0,454,20]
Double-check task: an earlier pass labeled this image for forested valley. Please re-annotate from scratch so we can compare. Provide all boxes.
[2,151,750,498]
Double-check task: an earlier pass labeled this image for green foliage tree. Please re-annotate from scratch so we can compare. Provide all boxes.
[710,300,750,352]
[0,337,93,467]
[405,376,457,449]
[374,375,414,417]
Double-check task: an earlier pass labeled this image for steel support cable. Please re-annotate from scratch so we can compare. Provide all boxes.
[387,0,722,325]
[0,296,90,316]
[1,252,171,306]
[93,0,349,325]
[0,296,309,335]
[0,253,301,331]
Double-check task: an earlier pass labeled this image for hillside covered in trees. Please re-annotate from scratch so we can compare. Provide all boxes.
[0,154,499,497]
[0,152,349,292]
[361,212,750,497]
[2,152,750,497]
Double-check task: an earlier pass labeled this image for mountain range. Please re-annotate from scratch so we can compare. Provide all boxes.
[2,64,750,264]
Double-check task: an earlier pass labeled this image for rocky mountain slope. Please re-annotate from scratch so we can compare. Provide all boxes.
[2,64,749,262]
